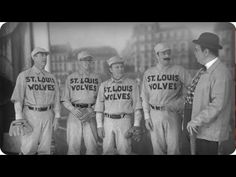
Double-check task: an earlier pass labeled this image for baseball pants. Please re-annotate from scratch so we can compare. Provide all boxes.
[67,112,97,155]
[21,106,53,155]
[103,115,132,155]
[149,109,181,155]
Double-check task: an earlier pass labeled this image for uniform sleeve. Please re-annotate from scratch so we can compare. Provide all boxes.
[94,83,105,113]
[167,67,192,112]
[61,76,71,103]
[96,112,104,128]
[132,81,142,111]
[61,76,75,112]
[14,101,23,120]
[11,72,26,105]
[91,75,102,109]
[141,73,151,120]
[95,75,102,99]
[192,70,232,127]
[53,77,61,118]
[132,81,142,126]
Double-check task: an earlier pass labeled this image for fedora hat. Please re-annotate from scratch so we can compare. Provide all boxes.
[193,32,223,50]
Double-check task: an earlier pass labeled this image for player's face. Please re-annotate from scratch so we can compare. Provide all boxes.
[110,63,124,79]
[80,59,94,71]
[194,44,206,65]
[156,49,171,66]
[33,52,48,69]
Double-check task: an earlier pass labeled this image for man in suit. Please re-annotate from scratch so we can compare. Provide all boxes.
[187,32,234,155]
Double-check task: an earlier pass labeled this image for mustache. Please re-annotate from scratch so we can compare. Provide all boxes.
[163,58,171,61]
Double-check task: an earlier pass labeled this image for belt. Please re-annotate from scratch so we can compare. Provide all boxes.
[104,113,126,119]
[28,105,52,112]
[72,103,95,108]
[150,105,166,111]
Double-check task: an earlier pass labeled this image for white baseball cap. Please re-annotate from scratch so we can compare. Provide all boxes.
[31,47,49,58]
[107,56,124,66]
[77,51,94,61]
[154,43,171,53]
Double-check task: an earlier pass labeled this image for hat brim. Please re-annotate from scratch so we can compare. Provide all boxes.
[36,51,49,55]
[79,56,93,61]
[159,48,171,53]
[109,61,124,66]
[192,40,223,49]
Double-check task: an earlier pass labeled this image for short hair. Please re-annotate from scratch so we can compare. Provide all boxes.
[199,45,219,57]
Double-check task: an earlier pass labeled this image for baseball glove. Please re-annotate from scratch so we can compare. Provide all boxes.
[9,119,33,136]
[125,126,145,142]
[79,108,96,123]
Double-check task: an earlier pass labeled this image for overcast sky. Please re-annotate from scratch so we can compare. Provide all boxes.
[49,22,220,54]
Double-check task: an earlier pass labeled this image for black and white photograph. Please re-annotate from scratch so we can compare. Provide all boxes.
[0,22,235,155]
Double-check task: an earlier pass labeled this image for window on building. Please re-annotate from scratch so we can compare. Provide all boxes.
[147,34,152,41]
[155,33,160,40]
[140,44,145,52]
[139,35,145,41]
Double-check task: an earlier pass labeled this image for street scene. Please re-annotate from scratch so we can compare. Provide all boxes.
[0,22,235,155]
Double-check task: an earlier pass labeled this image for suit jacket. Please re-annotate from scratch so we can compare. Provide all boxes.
[191,59,234,142]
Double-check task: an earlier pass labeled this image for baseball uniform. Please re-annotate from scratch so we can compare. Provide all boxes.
[95,76,142,155]
[11,65,60,155]
[141,64,192,154]
[61,70,101,155]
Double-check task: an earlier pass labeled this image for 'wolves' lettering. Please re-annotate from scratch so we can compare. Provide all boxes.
[104,93,131,100]
[28,84,55,91]
[71,84,97,91]
[149,83,177,90]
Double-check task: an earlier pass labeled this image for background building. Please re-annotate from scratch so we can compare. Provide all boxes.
[50,45,119,86]
[214,22,235,69]
[122,23,205,77]
[50,43,73,86]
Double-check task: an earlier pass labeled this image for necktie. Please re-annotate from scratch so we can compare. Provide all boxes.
[185,66,206,105]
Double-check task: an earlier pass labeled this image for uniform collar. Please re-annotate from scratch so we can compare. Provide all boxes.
[32,65,46,75]
[78,69,90,77]
[156,63,172,71]
[111,75,126,83]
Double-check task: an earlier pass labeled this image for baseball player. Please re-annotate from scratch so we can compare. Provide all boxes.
[61,51,101,155]
[141,43,192,155]
[95,56,143,155]
[10,47,61,155]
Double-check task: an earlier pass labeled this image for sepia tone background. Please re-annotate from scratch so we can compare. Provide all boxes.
[0,22,235,154]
